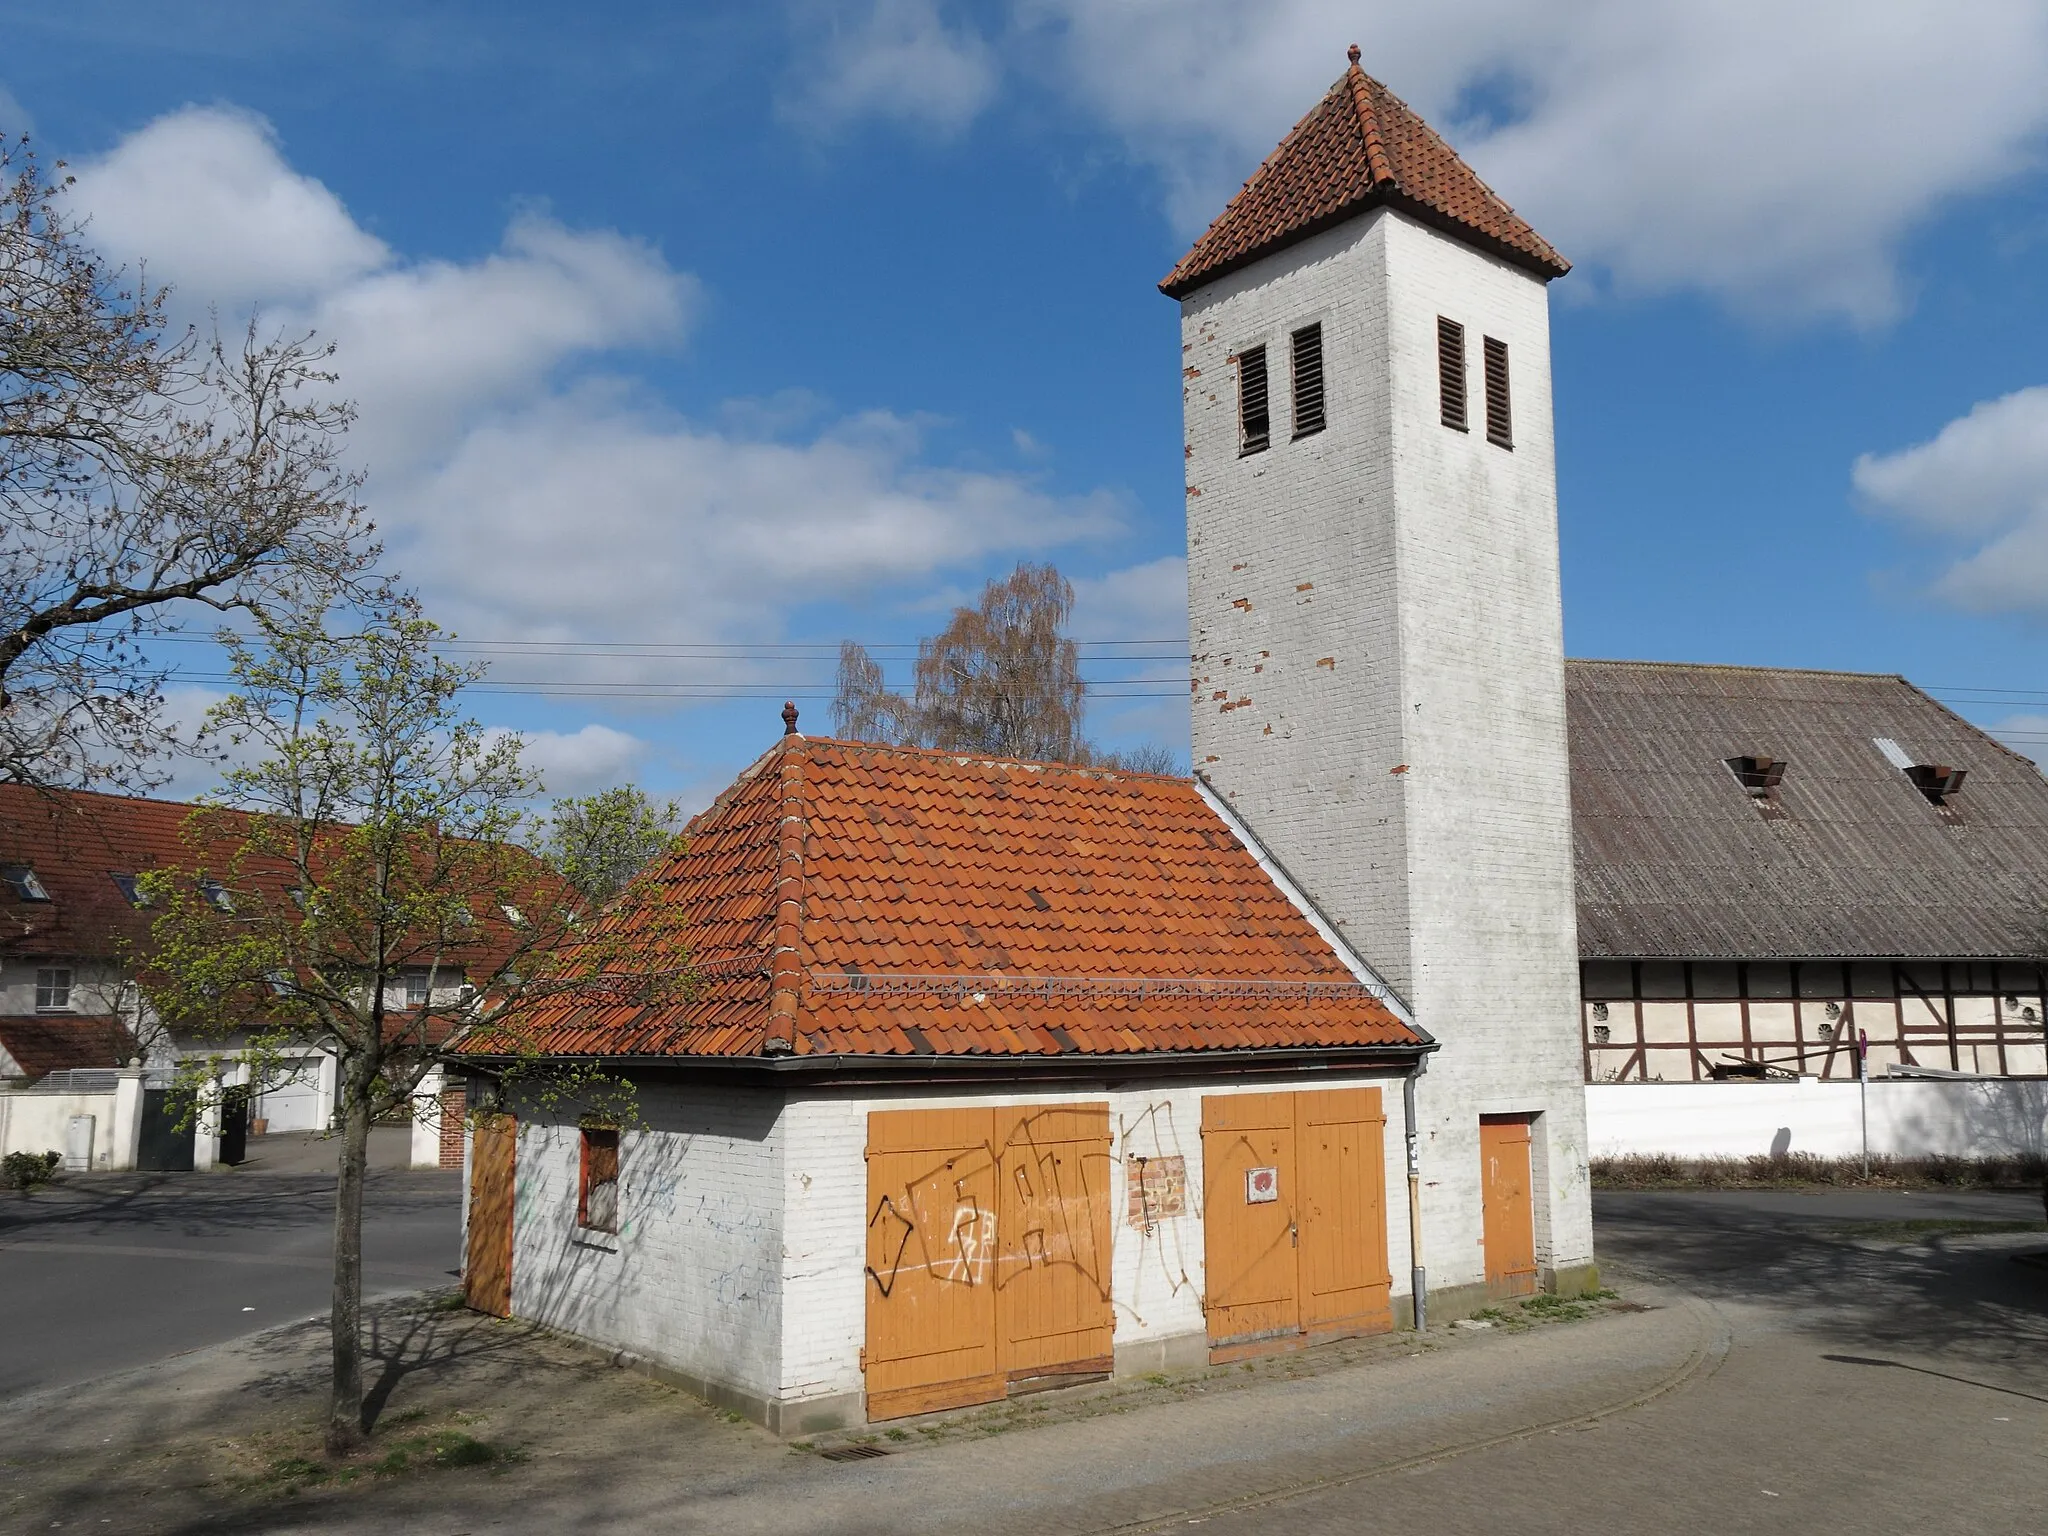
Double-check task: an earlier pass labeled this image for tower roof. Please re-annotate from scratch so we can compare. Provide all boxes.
[1160,48,1569,297]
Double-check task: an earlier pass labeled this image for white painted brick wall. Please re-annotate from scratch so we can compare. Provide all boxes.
[508,1082,787,1402]
[778,1073,1414,1406]
[1181,208,1593,1292]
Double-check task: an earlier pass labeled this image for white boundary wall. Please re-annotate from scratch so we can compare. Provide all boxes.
[1587,1079,2048,1161]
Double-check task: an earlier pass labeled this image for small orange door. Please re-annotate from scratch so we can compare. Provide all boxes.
[1201,1092,1302,1348]
[864,1108,1003,1421]
[1298,1088,1392,1336]
[1480,1116,1538,1299]
[995,1104,1113,1382]
[464,1112,516,1317]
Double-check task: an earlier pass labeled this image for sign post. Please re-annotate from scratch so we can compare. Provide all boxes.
[1857,1027,1870,1178]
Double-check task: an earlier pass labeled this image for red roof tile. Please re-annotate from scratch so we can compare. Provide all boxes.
[1160,50,1568,298]
[490,736,1420,1062]
[0,1014,137,1079]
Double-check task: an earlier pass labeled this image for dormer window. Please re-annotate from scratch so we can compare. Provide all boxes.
[109,872,149,907]
[1725,755,1788,818]
[1904,763,1967,807]
[199,879,236,914]
[2,864,50,901]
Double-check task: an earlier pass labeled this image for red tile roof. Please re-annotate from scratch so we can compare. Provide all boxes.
[1160,49,1568,297]
[0,1015,137,1080]
[486,735,1419,1062]
[0,786,208,960]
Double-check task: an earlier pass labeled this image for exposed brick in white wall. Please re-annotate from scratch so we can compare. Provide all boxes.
[507,1083,787,1403]
[1181,208,1593,1293]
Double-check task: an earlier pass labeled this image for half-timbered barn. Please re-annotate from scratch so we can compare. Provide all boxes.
[1569,660,2048,1084]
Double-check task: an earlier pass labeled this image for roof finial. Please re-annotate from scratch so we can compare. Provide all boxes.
[781,700,800,735]
[1347,43,1361,66]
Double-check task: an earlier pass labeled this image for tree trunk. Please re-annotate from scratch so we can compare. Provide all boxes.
[325,1078,372,1456]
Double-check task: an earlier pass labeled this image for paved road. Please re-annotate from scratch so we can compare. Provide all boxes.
[0,1129,460,1402]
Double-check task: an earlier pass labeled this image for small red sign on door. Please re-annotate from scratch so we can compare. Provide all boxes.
[1246,1165,1278,1204]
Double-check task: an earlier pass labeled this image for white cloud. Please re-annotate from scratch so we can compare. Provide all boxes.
[1854,386,2048,612]
[1071,555,1186,643]
[70,105,390,303]
[487,724,652,797]
[846,0,2048,323]
[60,104,1120,687]
[783,0,997,135]
[0,83,35,139]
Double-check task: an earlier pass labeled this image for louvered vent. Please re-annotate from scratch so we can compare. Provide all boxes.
[1437,317,1467,431]
[1484,336,1512,449]
[1290,323,1326,438]
[1238,344,1271,455]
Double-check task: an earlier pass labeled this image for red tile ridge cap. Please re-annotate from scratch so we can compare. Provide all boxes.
[762,735,808,1056]
[800,733,1190,783]
[1347,59,1395,187]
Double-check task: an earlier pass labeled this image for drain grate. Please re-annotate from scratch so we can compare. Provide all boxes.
[818,1443,892,1462]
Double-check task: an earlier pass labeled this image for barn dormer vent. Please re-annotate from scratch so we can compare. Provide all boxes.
[1904,762,1967,806]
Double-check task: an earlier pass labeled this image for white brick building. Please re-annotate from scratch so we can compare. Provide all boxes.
[461,50,1596,1434]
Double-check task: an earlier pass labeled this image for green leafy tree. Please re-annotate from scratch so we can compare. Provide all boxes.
[832,562,1180,770]
[139,597,676,1457]
[1,134,376,789]
[542,786,682,906]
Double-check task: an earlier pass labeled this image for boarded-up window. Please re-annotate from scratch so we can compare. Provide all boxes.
[1483,336,1512,448]
[579,1127,620,1233]
[1290,323,1326,437]
[1238,345,1271,454]
[1437,317,1467,431]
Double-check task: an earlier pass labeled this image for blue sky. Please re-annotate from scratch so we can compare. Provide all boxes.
[9,2,2048,808]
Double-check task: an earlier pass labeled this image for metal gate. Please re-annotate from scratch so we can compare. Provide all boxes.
[137,1088,197,1173]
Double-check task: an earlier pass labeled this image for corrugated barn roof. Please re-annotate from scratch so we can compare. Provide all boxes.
[1568,660,2048,961]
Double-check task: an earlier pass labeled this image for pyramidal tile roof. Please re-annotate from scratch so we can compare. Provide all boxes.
[488,732,1420,1063]
[1160,47,1568,297]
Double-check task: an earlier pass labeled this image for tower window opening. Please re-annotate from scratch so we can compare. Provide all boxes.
[1437,317,1467,432]
[1237,344,1271,455]
[1290,323,1326,438]
[1483,336,1513,449]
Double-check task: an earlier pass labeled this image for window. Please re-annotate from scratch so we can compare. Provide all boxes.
[35,967,72,1012]
[1237,344,1271,455]
[1,864,51,901]
[579,1127,620,1233]
[109,872,149,907]
[1483,335,1513,449]
[1290,323,1326,438]
[198,879,235,914]
[404,968,432,1008]
[1436,317,1467,431]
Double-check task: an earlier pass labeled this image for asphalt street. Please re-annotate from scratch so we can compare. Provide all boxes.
[0,1129,460,1402]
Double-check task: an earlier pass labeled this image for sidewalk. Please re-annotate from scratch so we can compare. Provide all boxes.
[0,1283,1714,1535]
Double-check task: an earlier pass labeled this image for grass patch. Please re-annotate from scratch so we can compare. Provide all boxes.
[1593,1151,2048,1192]
[238,1423,522,1497]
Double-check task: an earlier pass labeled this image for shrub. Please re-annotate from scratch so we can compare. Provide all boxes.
[2,1149,61,1196]
[1592,1151,2047,1191]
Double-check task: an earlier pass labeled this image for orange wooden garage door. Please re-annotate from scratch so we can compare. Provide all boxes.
[464,1112,516,1317]
[1480,1116,1539,1298]
[865,1104,1112,1421]
[1201,1088,1391,1356]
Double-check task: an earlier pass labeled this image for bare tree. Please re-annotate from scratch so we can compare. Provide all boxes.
[140,597,674,1457]
[831,562,1180,770]
[1,134,375,789]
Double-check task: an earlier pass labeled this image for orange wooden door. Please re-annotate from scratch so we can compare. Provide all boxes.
[1201,1092,1300,1347]
[464,1112,516,1317]
[1297,1088,1393,1337]
[864,1108,1004,1421]
[1480,1117,1538,1298]
[995,1103,1113,1382]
